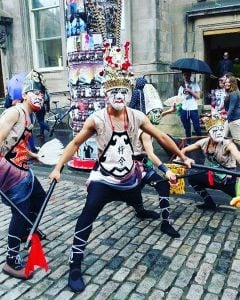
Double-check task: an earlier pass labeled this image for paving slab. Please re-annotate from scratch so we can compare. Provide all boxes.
[0,171,239,299]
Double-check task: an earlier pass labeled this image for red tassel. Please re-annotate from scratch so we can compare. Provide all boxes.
[24,233,48,277]
[208,170,214,187]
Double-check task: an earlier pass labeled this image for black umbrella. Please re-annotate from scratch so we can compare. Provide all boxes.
[170,58,212,74]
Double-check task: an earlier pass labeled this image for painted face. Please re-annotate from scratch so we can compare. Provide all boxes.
[27,91,44,112]
[148,108,162,125]
[209,125,224,142]
[107,88,129,111]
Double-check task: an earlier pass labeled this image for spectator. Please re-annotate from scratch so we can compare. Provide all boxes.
[233,57,240,79]
[35,91,50,138]
[177,70,202,143]
[224,75,240,145]
[209,77,227,118]
[83,142,93,158]
[217,52,233,77]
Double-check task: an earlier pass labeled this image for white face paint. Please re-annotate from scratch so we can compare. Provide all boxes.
[209,125,224,142]
[27,91,44,112]
[107,88,129,111]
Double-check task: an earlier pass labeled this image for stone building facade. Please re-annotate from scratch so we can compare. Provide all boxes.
[0,0,240,135]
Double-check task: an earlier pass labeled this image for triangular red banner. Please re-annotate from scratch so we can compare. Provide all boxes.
[24,233,48,277]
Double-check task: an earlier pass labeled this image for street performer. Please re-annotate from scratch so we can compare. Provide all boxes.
[0,70,47,279]
[49,42,193,293]
[130,79,180,238]
[180,115,240,210]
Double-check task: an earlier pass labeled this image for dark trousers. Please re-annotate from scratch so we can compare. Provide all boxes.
[71,182,144,263]
[142,171,170,197]
[8,176,46,257]
[180,109,202,139]
[188,171,236,203]
[142,171,171,221]
[36,106,49,135]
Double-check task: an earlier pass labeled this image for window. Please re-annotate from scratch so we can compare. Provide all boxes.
[30,0,64,70]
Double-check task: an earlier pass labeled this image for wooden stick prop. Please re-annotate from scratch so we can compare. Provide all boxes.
[148,173,193,186]
[173,160,240,177]
[24,171,62,277]
[24,177,59,250]
[0,190,45,238]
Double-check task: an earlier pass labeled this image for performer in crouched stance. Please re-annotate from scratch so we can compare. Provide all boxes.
[49,43,193,293]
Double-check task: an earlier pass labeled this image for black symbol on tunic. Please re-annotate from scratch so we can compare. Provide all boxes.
[118,146,124,155]
[119,157,126,165]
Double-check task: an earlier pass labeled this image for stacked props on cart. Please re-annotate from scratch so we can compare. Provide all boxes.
[69,64,103,86]
[86,0,118,36]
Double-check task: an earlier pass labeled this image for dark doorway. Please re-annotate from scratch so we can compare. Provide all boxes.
[204,31,240,103]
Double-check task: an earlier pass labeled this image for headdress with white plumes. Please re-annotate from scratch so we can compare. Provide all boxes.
[143,83,163,114]
[203,116,224,132]
[37,139,64,165]
[100,41,134,92]
[22,70,46,94]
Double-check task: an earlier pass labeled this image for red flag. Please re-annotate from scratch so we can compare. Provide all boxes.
[24,233,48,277]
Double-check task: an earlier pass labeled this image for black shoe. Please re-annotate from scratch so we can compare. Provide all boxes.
[136,209,160,220]
[161,221,180,238]
[3,254,32,280]
[68,264,85,293]
[196,203,216,210]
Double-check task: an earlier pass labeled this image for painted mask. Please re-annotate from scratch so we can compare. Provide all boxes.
[107,88,129,111]
[209,125,224,143]
[28,91,44,112]
[148,108,162,125]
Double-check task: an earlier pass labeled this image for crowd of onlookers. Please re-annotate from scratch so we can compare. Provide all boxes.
[176,51,240,146]
[209,73,240,145]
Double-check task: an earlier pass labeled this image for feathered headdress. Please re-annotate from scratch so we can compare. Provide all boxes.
[203,116,224,132]
[86,0,133,91]
[100,41,134,92]
[129,77,163,115]
[22,70,46,94]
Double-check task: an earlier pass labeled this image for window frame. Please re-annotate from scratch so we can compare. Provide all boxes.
[29,1,66,72]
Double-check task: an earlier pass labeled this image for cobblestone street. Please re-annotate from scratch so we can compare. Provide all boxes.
[0,170,239,300]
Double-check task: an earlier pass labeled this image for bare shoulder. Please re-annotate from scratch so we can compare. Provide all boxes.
[0,106,20,123]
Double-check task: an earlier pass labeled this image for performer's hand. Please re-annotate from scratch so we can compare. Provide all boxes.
[165,170,177,184]
[182,157,194,168]
[49,169,61,182]
[28,150,40,162]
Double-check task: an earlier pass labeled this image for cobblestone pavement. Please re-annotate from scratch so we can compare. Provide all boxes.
[0,172,239,300]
